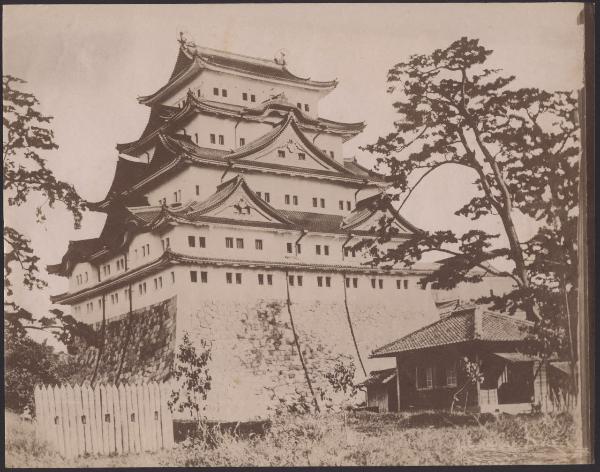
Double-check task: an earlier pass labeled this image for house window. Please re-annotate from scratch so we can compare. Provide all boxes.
[235,273,242,285]
[188,236,196,247]
[298,152,305,160]
[293,195,298,206]
[320,198,325,208]
[446,364,457,387]
[353,278,358,288]
[304,104,310,112]
[239,138,245,146]
[288,275,294,286]
[316,245,321,255]
[213,87,219,96]
[267,274,273,285]
[378,279,384,289]
[210,133,216,144]
[278,150,286,158]
[312,197,318,207]
[258,274,264,285]
[416,366,433,390]
[325,276,331,287]
[285,194,290,205]
[317,276,323,287]
[199,237,206,248]
[324,245,329,256]
[190,271,198,283]
[255,239,263,250]
[286,242,293,254]
[264,193,270,203]
[404,280,409,289]
[225,237,234,248]
[371,278,376,289]
[339,200,344,210]
[297,275,303,286]
[236,238,244,249]
[250,94,256,102]
[242,92,248,101]
[218,135,224,145]
[196,185,200,195]
[226,272,233,284]
[221,89,227,97]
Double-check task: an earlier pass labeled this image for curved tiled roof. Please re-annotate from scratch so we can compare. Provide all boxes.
[370,308,532,358]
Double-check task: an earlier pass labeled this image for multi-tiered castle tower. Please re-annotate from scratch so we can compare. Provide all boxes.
[48,38,512,420]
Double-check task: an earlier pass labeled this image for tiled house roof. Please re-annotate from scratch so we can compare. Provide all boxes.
[370,308,532,358]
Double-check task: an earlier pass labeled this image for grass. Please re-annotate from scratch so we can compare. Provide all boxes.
[5,409,585,467]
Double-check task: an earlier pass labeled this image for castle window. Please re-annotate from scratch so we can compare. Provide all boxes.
[316,245,321,255]
[255,239,263,250]
[225,237,234,248]
[312,197,318,207]
[297,103,302,109]
[236,238,244,249]
[371,278,376,289]
[218,135,224,145]
[154,278,158,290]
[250,94,256,102]
[158,276,163,288]
[416,366,433,390]
[345,277,350,288]
[264,193,270,203]
[404,280,409,289]
[304,104,310,112]
[298,152,305,160]
[293,195,298,205]
[171,271,175,283]
[190,271,197,283]
[196,185,200,195]
[320,198,325,208]
[285,194,290,205]
[256,191,261,198]
[210,134,216,144]
[296,243,302,254]
[325,276,331,287]
[213,87,219,96]
[188,236,196,247]
[226,272,233,284]
[324,245,329,256]
[379,279,384,289]
[194,133,198,144]
[267,274,273,285]
[199,237,206,248]
[197,89,201,97]
[201,271,208,283]
[287,242,293,254]
[396,280,402,289]
[235,273,242,284]
[258,274,264,285]
[288,275,294,286]
[242,92,248,101]
[330,151,335,159]
[353,278,358,288]
[346,201,351,211]
[339,200,344,210]
[239,138,245,146]
[317,276,323,287]
[278,150,285,158]
[221,89,227,97]
[297,276,303,286]
[343,247,349,257]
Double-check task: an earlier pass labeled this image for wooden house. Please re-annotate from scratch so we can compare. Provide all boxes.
[367,307,570,414]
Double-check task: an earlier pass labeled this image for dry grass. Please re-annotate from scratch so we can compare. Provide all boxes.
[5,409,584,467]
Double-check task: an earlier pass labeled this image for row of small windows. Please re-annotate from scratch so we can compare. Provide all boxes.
[212,88,261,104]
[209,134,225,145]
[312,197,326,209]
[296,102,310,112]
[277,149,306,160]
[75,272,89,285]
[339,200,352,211]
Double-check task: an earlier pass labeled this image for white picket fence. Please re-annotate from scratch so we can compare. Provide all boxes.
[34,382,175,458]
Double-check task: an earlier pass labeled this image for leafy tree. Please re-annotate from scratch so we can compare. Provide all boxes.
[5,329,79,413]
[360,38,579,372]
[168,332,212,421]
[3,75,92,346]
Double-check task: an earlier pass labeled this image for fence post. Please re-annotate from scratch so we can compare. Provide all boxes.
[159,381,174,449]
[118,383,130,454]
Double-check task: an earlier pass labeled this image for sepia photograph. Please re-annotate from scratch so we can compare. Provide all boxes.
[3,3,594,467]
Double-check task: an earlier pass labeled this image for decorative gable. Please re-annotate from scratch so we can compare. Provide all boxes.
[201,185,286,224]
[342,208,415,236]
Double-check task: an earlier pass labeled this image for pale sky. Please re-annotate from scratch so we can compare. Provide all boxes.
[3,3,584,346]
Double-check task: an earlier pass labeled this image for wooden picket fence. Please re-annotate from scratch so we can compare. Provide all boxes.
[34,382,175,458]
